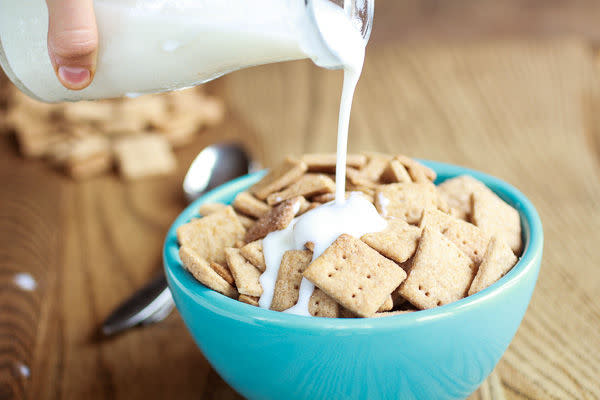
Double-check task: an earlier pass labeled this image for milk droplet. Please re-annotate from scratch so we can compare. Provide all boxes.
[13,273,36,291]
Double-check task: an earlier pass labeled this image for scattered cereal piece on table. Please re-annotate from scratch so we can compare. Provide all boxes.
[113,134,176,180]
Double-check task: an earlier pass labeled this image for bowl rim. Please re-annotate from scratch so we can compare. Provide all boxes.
[164,160,543,332]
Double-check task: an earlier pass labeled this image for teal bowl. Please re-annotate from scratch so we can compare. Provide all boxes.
[163,160,543,400]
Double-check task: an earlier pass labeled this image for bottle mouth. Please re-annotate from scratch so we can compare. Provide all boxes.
[306,0,374,69]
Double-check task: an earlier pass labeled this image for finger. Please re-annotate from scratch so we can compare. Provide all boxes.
[46,0,98,90]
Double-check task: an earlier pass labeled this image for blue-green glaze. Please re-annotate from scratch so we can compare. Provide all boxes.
[164,160,543,400]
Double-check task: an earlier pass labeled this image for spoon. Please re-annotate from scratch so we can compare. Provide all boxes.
[101,143,257,337]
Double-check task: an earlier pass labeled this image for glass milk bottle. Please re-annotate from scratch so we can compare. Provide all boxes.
[0,0,373,102]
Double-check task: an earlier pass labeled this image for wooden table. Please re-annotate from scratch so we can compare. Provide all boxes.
[1,37,599,399]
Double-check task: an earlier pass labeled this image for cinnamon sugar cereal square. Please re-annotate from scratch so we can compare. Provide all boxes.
[472,190,522,254]
[301,153,367,173]
[176,206,245,265]
[179,246,237,298]
[377,295,393,312]
[375,183,438,224]
[468,236,518,295]
[437,175,490,220]
[309,288,340,318]
[270,250,312,311]
[240,240,266,272]
[238,294,260,306]
[360,152,392,182]
[224,248,263,297]
[420,209,488,266]
[245,197,303,242]
[303,234,406,317]
[381,159,412,183]
[233,191,271,218]
[361,218,421,264]
[250,157,307,200]
[266,174,335,205]
[399,227,474,309]
[209,261,235,286]
[395,155,436,183]
[198,202,227,216]
[113,134,176,180]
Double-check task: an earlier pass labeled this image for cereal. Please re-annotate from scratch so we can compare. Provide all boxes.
[224,248,263,297]
[270,250,312,311]
[361,218,421,264]
[437,175,490,220]
[250,157,307,200]
[301,153,367,173]
[377,295,394,312]
[420,209,488,266]
[468,236,518,295]
[175,152,524,318]
[179,246,238,298]
[209,261,235,286]
[472,190,522,254]
[233,191,271,218]
[245,197,303,242]
[177,206,245,265]
[381,159,411,183]
[360,152,392,181]
[266,174,335,205]
[399,227,475,309]
[395,155,436,183]
[113,134,176,180]
[303,234,406,317]
[198,202,227,216]
[308,288,340,318]
[240,240,266,272]
[238,294,260,306]
[375,183,438,224]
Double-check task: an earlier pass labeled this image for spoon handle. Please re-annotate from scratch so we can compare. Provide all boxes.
[101,275,172,336]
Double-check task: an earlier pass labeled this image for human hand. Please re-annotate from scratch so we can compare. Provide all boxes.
[46,0,98,90]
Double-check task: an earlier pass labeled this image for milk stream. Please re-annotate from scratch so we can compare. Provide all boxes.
[261,1,387,316]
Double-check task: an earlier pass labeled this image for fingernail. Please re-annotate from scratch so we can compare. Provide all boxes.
[57,66,91,89]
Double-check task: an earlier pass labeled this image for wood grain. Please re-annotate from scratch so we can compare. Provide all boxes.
[1,31,600,400]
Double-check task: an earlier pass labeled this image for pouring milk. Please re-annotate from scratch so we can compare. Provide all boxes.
[260,1,387,316]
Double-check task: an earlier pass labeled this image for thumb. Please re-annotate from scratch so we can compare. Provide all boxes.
[46,0,98,90]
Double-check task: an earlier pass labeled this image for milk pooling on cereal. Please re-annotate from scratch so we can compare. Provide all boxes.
[260,1,387,316]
